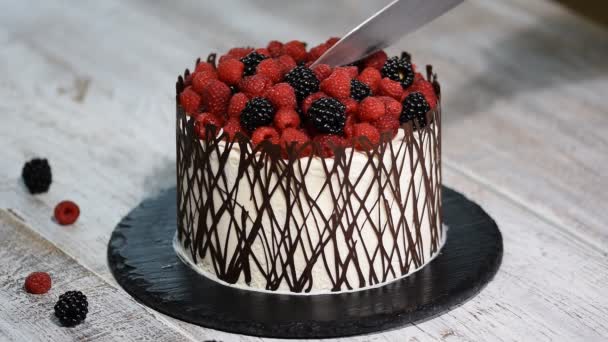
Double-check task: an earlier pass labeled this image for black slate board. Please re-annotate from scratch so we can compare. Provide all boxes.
[108,186,502,338]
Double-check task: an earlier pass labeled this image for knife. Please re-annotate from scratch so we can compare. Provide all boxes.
[311,0,464,67]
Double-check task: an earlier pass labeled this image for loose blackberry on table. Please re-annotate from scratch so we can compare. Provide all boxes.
[22,158,52,194]
[54,291,88,327]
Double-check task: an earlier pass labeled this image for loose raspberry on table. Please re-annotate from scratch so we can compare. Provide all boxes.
[320,71,351,99]
[363,50,388,70]
[377,77,404,100]
[192,70,218,94]
[350,79,371,101]
[195,113,224,139]
[312,64,332,82]
[381,56,415,89]
[202,80,231,115]
[377,96,403,120]
[281,40,307,63]
[357,67,382,93]
[285,65,320,102]
[274,108,301,131]
[352,122,380,151]
[240,97,275,132]
[195,62,216,74]
[240,51,268,77]
[308,97,347,135]
[227,93,249,118]
[264,83,296,110]
[358,97,385,122]
[276,55,297,75]
[401,92,431,128]
[302,92,328,115]
[313,134,347,157]
[217,59,245,86]
[256,58,282,84]
[374,115,400,140]
[22,158,52,194]
[54,200,80,225]
[410,79,438,109]
[251,126,280,146]
[54,291,88,327]
[222,118,243,141]
[280,128,311,157]
[239,74,273,98]
[179,87,201,115]
[267,40,283,57]
[24,272,52,294]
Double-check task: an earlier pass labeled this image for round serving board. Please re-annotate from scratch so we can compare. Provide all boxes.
[108,186,502,339]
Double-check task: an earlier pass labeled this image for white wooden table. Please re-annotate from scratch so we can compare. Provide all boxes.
[1,0,607,341]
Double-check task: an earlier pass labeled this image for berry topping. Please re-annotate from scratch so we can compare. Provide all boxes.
[358,97,385,122]
[334,66,359,79]
[222,118,243,141]
[54,200,80,225]
[377,77,404,100]
[381,56,415,89]
[227,47,254,59]
[22,158,52,194]
[313,134,347,158]
[280,128,311,157]
[352,123,380,151]
[374,115,400,140]
[179,87,201,115]
[192,70,218,93]
[306,42,329,62]
[202,80,231,115]
[24,272,52,294]
[285,65,320,102]
[276,55,297,75]
[195,113,224,139]
[274,108,301,131]
[240,97,275,132]
[302,92,328,115]
[240,51,268,76]
[256,58,282,83]
[357,67,382,93]
[264,83,296,110]
[251,126,280,146]
[281,40,307,62]
[350,79,371,101]
[217,59,245,86]
[362,51,388,70]
[312,64,333,82]
[400,92,431,128]
[340,97,359,116]
[227,93,249,118]
[377,96,403,120]
[410,79,438,109]
[308,97,346,135]
[239,74,273,98]
[195,62,216,74]
[320,71,351,99]
[267,40,283,57]
[54,291,88,327]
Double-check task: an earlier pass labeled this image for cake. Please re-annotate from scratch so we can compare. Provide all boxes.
[175,39,443,294]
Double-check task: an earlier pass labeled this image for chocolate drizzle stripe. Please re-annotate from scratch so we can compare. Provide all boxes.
[176,60,443,293]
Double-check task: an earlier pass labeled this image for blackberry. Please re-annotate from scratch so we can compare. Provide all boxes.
[240,97,275,132]
[350,79,371,101]
[400,92,430,128]
[308,98,346,135]
[22,158,52,194]
[54,291,88,327]
[381,56,415,89]
[285,65,320,101]
[240,51,267,76]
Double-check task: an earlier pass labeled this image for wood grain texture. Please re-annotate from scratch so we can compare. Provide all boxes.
[0,0,607,340]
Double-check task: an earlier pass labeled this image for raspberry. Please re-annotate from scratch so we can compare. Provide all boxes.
[267,40,283,57]
[54,200,80,225]
[281,40,307,62]
[377,96,402,120]
[414,72,425,83]
[308,97,346,135]
[363,51,388,70]
[195,62,216,74]
[227,93,249,118]
[227,47,254,59]
[334,66,358,79]
[377,77,404,100]
[276,55,297,75]
[374,115,400,140]
[306,42,329,62]
[320,71,351,99]
[302,92,328,115]
[222,118,243,141]
[24,272,52,294]
[273,108,301,131]
[239,74,273,98]
[352,123,380,150]
[240,97,275,132]
[179,87,201,115]
[280,128,311,157]
[195,113,224,139]
[410,79,438,109]
[350,79,371,101]
[312,64,332,82]
[344,114,358,139]
[54,291,88,327]
[192,70,218,94]
[264,83,296,110]
[357,67,382,93]
[326,37,340,46]
[381,56,415,89]
[256,58,282,83]
[202,80,231,115]
[255,48,271,57]
[313,134,347,157]
[285,66,320,101]
[217,59,244,86]
[251,126,280,146]
[340,97,359,115]
[358,97,385,122]
[22,158,52,194]
[240,51,268,77]
[401,92,430,128]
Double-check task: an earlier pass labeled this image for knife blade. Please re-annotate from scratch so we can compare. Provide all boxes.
[311,0,464,67]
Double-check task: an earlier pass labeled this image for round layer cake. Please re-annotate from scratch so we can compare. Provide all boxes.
[175,40,443,294]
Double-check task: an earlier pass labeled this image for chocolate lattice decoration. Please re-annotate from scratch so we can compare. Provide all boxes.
[176,63,443,293]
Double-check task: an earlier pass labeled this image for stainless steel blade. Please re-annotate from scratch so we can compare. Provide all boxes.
[311,0,464,67]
